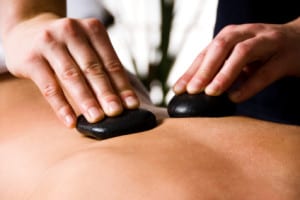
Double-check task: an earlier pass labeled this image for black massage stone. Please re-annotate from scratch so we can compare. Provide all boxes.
[76,108,157,140]
[168,92,236,117]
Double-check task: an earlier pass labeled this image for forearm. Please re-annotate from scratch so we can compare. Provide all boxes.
[0,0,66,38]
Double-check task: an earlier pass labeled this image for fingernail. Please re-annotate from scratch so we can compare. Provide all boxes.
[125,96,139,109]
[108,101,123,116]
[65,114,75,128]
[205,83,221,96]
[173,81,186,94]
[87,107,102,122]
[187,78,204,94]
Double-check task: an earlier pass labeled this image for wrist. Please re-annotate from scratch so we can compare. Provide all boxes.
[0,1,66,40]
[1,12,62,41]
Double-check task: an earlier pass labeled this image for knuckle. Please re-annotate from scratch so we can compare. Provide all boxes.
[36,30,56,48]
[247,23,264,31]
[244,24,257,31]
[268,30,285,43]
[38,29,54,43]
[37,29,61,51]
[83,62,104,76]
[212,37,228,49]
[59,18,78,36]
[42,82,60,98]
[60,67,81,81]
[221,24,238,34]
[85,18,104,33]
[235,42,251,58]
[24,50,41,64]
[105,60,123,73]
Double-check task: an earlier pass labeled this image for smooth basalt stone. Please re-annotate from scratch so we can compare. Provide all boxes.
[76,108,157,140]
[167,92,236,117]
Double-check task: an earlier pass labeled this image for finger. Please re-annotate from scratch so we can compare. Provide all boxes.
[30,59,77,128]
[64,28,124,116]
[81,18,139,109]
[187,26,253,94]
[229,57,282,102]
[205,36,277,96]
[43,40,104,123]
[173,50,207,94]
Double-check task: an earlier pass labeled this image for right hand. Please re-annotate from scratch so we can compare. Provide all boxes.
[173,19,300,102]
[3,13,139,128]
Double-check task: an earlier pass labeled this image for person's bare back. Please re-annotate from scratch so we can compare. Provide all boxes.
[1,73,300,199]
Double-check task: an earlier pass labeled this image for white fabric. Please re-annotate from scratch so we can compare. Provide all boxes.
[67,0,107,20]
[100,0,218,103]
[101,0,162,77]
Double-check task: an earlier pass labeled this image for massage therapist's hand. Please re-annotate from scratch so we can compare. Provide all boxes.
[174,17,300,102]
[2,13,139,127]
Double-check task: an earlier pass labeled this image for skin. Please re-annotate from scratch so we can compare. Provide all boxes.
[0,0,139,128]
[174,17,300,102]
[1,73,300,199]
